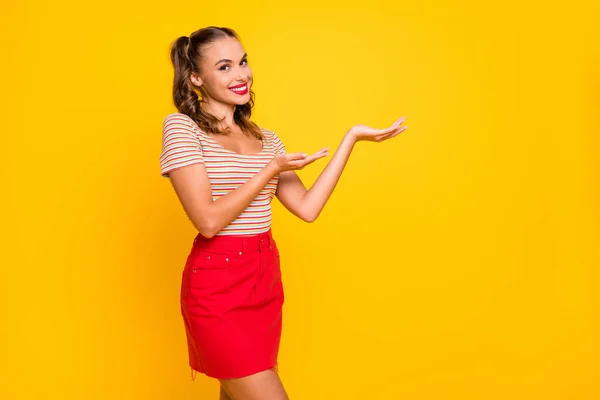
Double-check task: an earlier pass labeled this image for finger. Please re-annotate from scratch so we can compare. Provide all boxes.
[287,152,308,161]
[288,159,308,169]
[311,152,329,159]
[387,116,405,130]
[373,126,402,142]
[382,118,406,133]
[395,125,408,134]
[378,125,400,135]
[382,126,408,140]
[303,152,329,165]
[390,125,407,135]
[390,118,406,130]
[393,116,406,126]
[305,149,328,158]
[384,125,406,137]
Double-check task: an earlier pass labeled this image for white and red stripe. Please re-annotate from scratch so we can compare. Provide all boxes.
[159,113,286,236]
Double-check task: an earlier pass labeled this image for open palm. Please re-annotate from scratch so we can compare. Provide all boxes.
[347,116,408,142]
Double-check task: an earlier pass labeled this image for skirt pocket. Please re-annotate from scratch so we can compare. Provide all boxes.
[185,247,255,296]
[186,247,245,271]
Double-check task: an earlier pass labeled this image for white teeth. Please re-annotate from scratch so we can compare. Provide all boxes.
[230,85,247,92]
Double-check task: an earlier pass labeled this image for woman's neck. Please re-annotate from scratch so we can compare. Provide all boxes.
[202,100,236,129]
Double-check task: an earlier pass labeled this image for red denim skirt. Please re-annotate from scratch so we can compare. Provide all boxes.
[180,229,284,380]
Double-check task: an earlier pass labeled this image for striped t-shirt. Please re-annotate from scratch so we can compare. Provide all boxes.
[159,112,286,236]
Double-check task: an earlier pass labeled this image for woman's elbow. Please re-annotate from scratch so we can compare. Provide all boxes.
[193,219,218,239]
[302,212,318,223]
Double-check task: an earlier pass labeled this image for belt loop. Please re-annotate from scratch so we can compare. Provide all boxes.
[261,232,270,250]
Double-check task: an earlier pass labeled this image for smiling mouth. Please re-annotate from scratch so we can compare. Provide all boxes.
[229,83,249,94]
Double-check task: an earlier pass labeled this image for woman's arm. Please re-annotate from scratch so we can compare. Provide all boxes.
[276,133,355,222]
[169,151,328,238]
[276,117,408,222]
[169,160,280,238]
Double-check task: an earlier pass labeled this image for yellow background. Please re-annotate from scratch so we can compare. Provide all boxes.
[2,0,599,398]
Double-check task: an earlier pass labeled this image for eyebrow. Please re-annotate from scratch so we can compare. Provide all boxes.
[214,53,248,67]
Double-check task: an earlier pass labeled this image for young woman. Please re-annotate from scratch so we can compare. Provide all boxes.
[159,26,407,400]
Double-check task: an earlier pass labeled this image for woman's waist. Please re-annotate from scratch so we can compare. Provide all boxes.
[193,227,276,253]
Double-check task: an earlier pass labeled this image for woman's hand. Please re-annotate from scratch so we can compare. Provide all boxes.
[270,148,330,174]
[346,116,408,143]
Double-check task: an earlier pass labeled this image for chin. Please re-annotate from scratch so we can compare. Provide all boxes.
[231,94,251,105]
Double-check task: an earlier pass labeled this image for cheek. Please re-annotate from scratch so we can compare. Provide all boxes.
[220,76,237,93]
[204,77,229,96]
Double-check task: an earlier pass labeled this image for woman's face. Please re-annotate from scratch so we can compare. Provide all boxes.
[192,37,253,106]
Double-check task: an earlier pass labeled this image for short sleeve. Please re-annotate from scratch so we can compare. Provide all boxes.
[270,131,286,155]
[159,113,204,178]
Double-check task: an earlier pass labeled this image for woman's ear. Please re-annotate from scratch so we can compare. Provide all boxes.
[190,73,203,87]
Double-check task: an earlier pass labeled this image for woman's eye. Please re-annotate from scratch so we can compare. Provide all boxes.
[219,60,247,71]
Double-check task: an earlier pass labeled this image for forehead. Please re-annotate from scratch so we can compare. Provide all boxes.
[202,37,245,62]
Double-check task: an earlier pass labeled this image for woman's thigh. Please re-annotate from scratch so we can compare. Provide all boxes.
[219,367,289,400]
